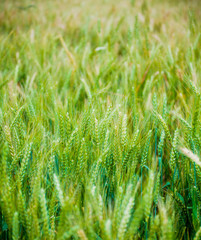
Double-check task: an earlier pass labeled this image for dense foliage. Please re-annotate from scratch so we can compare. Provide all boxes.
[0,0,201,239]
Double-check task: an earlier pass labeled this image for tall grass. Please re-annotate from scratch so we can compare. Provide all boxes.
[0,0,201,239]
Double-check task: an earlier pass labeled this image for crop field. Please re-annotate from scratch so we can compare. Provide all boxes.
[0,0,201,239]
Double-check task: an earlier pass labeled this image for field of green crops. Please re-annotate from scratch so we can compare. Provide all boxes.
[0,0,201,239]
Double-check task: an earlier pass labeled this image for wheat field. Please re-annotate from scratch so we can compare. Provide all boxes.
[0,0,201,239]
